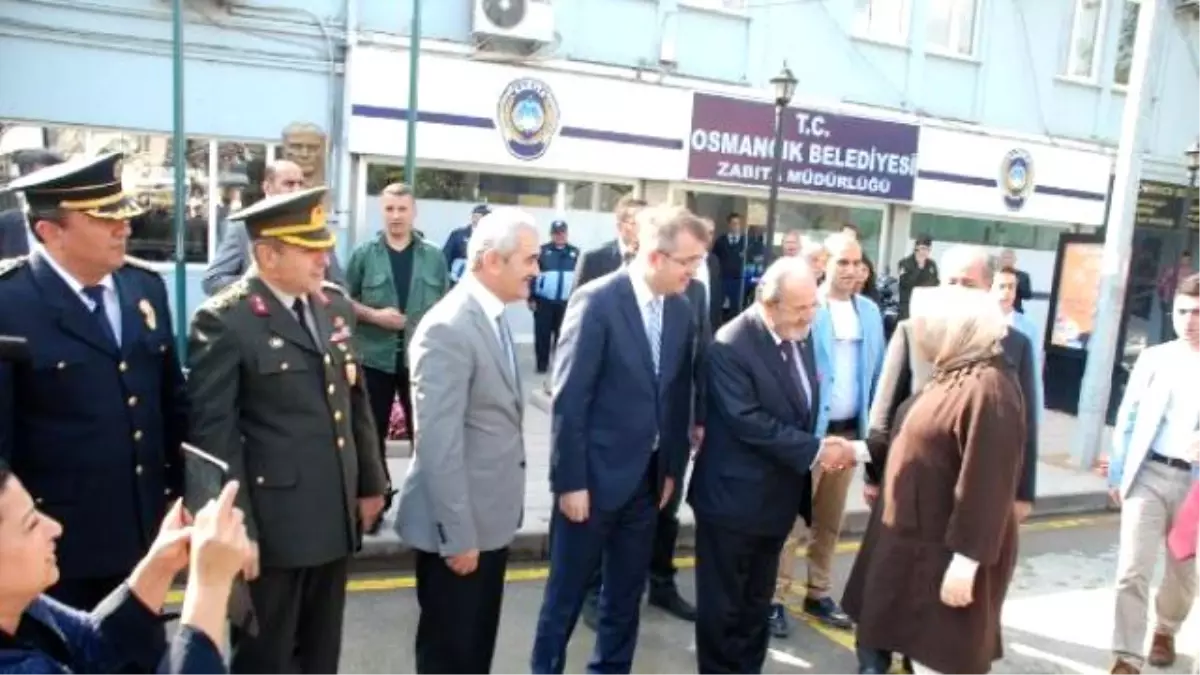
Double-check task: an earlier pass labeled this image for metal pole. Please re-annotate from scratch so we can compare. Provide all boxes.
[404,0,421,185]
[763,103,786,269]
[1072,0,1162,470]
[170,0,187,358]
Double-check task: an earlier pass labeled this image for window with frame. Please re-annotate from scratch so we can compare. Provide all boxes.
[911,213,1066,251]
[1066,0,1106,80]
[1112,0,1140,86]
[0,124,270,265]
[927,0,978,57]
[854,0,911,44]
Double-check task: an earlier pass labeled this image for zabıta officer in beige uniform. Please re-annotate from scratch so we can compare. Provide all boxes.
[186,186,389,674]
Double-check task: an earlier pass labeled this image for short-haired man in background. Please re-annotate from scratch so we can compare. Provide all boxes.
[202,159,345,296]
[443,204,492,287]
[1105,273,1200,674]
[345,182,449,527]
[896,237,938,320]
[571,194,646,293]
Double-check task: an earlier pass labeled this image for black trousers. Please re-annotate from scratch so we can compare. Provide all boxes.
[533,300,567,372]
[364,351,412,480]
[231,557,349,674]
[582,465,682,602]
[414,547,509,674]
[694,519,786,674]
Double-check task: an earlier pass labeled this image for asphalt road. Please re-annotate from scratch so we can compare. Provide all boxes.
[333,514,1196,674]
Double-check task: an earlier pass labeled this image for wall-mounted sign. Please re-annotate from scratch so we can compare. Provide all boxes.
[1135,179,1199,229]
[999,148,1034,211]
[686,93,920,202]
[496,78,561,161]
[1049,239,1104,352]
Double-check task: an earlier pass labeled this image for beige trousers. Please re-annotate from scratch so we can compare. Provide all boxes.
[774,457,856,603]
[1113,460,1197,667]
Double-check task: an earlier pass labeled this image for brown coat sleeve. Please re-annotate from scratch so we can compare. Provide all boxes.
[864,321,914,484]
[944,367,1026,566]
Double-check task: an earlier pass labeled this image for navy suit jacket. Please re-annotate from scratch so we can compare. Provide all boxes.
[550,268,695,511]
[0,252,189,580]
[687,307,821,538]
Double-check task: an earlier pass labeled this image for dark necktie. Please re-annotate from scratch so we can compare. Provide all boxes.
[622,250,635,266]
[83,285,118,347]
[291,297,317,347]
[779,340,809,409]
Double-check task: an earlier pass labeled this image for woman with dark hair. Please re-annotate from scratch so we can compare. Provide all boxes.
[0,470,250,674]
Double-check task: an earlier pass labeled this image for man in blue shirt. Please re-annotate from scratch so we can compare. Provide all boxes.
[530,220,579,373]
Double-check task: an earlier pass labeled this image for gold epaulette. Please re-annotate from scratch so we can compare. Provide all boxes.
[321,280,348,297]
[0,256,29,279]
[204,278,252,313]
[122,255,159,274]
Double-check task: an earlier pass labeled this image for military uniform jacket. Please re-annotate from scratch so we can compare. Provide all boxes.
[0,253,189,581]
[185,275,389,570]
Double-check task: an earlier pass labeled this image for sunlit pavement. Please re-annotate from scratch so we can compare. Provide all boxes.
[329,514,1199,673]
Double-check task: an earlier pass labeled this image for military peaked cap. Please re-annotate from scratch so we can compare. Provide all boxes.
[3,151,143,220]
[228,186,335,250]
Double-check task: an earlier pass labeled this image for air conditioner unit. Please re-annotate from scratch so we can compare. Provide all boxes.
[472,0,556,45]
[1179,0,1200,16]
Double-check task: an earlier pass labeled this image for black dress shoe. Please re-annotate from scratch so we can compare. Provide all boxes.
[804,596,854,630]
[648,587,697,622]
[767,603,790,639]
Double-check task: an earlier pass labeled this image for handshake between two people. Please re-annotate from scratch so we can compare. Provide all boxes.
[816,435,859,472]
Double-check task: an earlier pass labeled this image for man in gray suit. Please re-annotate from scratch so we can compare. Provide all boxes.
[201,159,345,295]
[396,206,541,674]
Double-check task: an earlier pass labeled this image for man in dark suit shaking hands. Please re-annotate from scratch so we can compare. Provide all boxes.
[531,206,709,674]
[688,256,862,674]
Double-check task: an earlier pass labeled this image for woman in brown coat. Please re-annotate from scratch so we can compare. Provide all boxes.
[841,285,1028,674]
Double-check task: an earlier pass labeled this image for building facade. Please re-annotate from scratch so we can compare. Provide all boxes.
[1,0,1197,347]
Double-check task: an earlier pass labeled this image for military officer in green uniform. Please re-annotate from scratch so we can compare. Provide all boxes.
[185,185,388,674]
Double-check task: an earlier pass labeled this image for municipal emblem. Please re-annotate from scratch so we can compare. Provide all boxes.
[496,78,560,161]
[137,299,156,331]
[999,148,1034,211]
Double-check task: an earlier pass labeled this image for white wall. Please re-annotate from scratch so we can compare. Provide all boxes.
[359,197,615,342]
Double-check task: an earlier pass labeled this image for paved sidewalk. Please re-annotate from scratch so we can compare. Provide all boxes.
[357,348,1115,567]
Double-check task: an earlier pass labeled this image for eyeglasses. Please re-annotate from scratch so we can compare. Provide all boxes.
[661,253,705,269]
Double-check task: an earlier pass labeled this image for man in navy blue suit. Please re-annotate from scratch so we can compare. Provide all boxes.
[688,256,861,674]
[530,205,710,674]
[0,152,189,611]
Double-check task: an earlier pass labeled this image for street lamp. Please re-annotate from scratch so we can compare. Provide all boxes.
[762,62,798,269]
[1186,139,1200,186]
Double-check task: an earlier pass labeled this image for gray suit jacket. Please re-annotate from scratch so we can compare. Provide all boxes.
[202,220,346,296]
[395,284,526,555]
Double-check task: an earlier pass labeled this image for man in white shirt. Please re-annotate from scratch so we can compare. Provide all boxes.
[770,232,886,638]
[1106,273,1200,674]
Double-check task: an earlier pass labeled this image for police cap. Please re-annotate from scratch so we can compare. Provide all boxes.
[473,204,492,216]
[550,219,568,233]
[229,186,335,250]
[3,152,143,220]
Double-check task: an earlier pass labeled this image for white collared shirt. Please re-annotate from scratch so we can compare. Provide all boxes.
[40,250,122,346]
[627,262,665,353]
[826,297,862,421]
[260,278,318,340]
[1151,342,1200,461]
[693,254,711,302]
[463,274,516,373]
